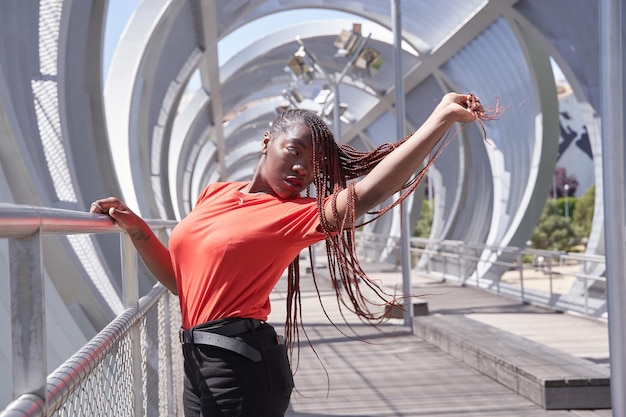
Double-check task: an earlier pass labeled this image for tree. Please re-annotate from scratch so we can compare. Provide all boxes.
[556,196,576,219]
[530,200,579,251]
[414,199,432,238]
[571,185,595,238]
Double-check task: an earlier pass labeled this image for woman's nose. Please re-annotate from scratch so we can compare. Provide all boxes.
[293,163,308,175]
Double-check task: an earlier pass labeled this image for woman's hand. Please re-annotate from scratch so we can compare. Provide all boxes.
[437,92,484,124]
[325,92,485,227]
[90,197,178,294]
[90,197,143,235]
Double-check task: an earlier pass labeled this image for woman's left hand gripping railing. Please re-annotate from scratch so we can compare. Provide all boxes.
[0,203,177,417]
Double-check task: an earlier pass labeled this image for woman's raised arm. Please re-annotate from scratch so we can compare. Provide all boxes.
[325,92,483,226]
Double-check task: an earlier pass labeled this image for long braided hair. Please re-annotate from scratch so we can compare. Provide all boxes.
[272,96,504,359]
[269,109,435,353]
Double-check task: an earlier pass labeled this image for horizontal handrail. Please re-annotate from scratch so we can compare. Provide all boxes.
[1,203,181,416]
[354,231,607,320]
[0,203,176,237]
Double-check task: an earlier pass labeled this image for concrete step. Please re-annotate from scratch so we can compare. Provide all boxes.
[413,314,611,410]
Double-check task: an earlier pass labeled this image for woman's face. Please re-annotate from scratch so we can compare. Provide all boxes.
[257,122,315,199]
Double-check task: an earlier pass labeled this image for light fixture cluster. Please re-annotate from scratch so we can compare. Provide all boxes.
[287,46,315,84]
[334,23,383,76]
[333,23,363,58]
[279,23,382,134]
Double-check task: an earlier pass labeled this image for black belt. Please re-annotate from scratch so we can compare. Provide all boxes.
[179,318,263,362]
[190,318,263,336]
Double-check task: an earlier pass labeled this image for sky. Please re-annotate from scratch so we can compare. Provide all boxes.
[103,0,139,80]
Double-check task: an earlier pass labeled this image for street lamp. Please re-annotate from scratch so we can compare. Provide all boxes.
[354,46,384,76]
[564,183,570,220]
[284,25,381,138]
[334,23,363,57]
[287,46,315,84]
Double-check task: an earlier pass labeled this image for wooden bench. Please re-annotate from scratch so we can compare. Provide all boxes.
[412,315,611,410]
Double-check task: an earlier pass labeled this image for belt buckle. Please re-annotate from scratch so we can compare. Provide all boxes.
[179,328,186,344]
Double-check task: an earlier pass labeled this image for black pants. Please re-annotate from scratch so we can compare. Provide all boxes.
[182,322,293,417]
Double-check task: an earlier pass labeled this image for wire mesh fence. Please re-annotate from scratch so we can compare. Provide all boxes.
[3,286,184,417]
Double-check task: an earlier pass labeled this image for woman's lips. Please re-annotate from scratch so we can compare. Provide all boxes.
[285,177,303,191]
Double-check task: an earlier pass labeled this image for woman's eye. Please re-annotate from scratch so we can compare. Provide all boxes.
[288,147,299,156]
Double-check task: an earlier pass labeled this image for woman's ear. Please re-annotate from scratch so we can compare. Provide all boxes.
[261,131,270,154]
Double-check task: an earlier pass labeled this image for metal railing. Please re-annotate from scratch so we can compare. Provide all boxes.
[355,232,608,321]
[0,204,609,416]
[0,203,183,416]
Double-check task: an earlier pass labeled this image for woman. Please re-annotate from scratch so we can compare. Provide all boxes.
[90,92,484,416]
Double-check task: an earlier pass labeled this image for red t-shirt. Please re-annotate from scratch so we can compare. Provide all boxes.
[169,182,328,329]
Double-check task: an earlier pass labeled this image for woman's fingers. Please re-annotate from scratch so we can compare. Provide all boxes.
[89,201,109,214]
[464,93,483,112]
[89,198,124,220]
[89,201,104,213]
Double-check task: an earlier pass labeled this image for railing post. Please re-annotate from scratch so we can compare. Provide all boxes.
[475,248,479,287]
[121,233,144,417]
[547,256,554,297]
[584,276,590,316]
[583,261,590,316]
[162,293,175,417]
[156,228,176,417]
[457,244,462,283]
[517,253,525,303]
[122,233,139,306]
[442,246,447,280]
[9,231,47,412]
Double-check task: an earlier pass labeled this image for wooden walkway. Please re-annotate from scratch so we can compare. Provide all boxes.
[267,262,612,417]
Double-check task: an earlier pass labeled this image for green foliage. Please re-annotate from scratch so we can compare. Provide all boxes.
[571,185,595,237]
[530,200,579,251]
[555,197,576,218]
[413,183,596,253]
[414,199,432,237]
